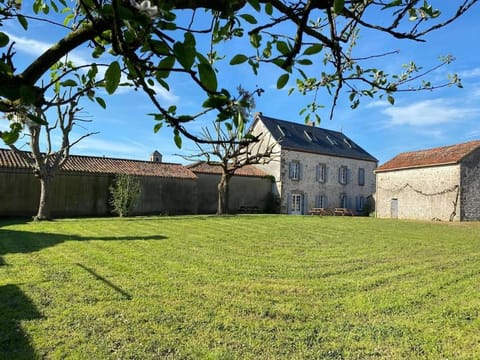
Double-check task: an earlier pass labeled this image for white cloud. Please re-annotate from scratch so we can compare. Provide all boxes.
[7,33,89,66]
[458,67,480,79]
[382,98,480,127]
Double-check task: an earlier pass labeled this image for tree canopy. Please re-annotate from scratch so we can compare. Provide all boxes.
[0,0,477,147]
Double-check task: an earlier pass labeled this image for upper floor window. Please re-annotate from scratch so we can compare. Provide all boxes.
[339,166,348,185]
[316,163,327,183]
[358,168,365,186]
[289,161,301,180]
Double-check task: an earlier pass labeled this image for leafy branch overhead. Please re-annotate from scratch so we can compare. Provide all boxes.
[0,0,477,145]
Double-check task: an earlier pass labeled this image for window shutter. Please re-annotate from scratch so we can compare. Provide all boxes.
[315,194,320,208]
[289,162,294,178]
[338,167,342,184]
[347,196,352,209]
[287,193,291,213]
[347,167,351,184]
[355,196,360,211]
[325,166,328,183]
[316,165,320,182]
[303,193,308,215]
[324,195,328,208]
[299,163,303,180]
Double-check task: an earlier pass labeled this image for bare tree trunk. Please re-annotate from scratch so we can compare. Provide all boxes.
[35,175,52,221]
[217,173,231,215]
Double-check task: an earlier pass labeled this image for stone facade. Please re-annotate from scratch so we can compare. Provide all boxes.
[279,150,376,214]
[460,148,480,220]
[375,165,461,221]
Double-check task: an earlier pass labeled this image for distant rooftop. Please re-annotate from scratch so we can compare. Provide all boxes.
[0,148,197,179]
[255,114,377,162]
[188,161,270,178]
[376,140,480,172]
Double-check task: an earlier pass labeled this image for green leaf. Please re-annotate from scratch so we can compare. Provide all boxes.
[250,33,261,48]
[382,0,402,9]
[0,32,10,48]
[198,63,217,92]
[153,122,163,133]
[96,97,106,109]
[230,54,248,65]
[173,129,182,149]
[303,44,323,56]
[18,15,29,30]
[248,0,260,11]
[333,0,345,14]
[387,95,395,105]
[60,79,77,87]
[265,3,273,15]
[277,73,289,89]
[173,32,196,70]
[1,123,23,145]
[157,56,175,79]
[240,14,257,24]
[276,41,290,55]
[105,61,121,94]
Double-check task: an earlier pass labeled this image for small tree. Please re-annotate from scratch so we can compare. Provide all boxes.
[109,174,142,217]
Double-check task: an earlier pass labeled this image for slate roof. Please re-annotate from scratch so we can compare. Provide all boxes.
[0,148,197,179]
[375,140,480,173]
[256,114,377,162]
[188,161,270,177]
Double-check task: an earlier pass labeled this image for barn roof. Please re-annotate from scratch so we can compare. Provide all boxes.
[375,140,480,173]
[254,113,377,162]
[187,161,270,178]
[0,148,197,179]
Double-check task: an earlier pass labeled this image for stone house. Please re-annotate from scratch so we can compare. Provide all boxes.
[249,113,378,215]
[375,140,480,221]
[187,162,272,214]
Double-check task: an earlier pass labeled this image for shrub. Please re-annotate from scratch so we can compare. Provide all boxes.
[109,174,141,217]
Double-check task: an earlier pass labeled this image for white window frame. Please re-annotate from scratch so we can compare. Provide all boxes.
[339,166,348,185]
[291,194,302,213]
[290,161,300,181]
[317,163,327,183]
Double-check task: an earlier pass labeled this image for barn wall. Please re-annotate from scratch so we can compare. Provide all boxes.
[375,165,461,221]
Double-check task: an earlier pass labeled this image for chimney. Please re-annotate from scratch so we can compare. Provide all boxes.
[150,150,162,163]
[308,121,315,127]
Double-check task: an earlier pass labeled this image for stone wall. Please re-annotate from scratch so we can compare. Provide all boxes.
[0,169,198,218]
[279,150,376,214]
[375,164,461,221]
[460,147,480,221]
[194,172,272,214]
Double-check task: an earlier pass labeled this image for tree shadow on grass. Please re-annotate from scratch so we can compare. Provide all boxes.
[0,229,167,260]
[0,284,41,359]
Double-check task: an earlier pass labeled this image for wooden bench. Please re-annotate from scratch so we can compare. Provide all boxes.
[238,206,260,214]
[334,208,354,216]
[309,207,328,216]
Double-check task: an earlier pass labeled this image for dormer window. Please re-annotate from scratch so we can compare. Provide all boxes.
[343,138,352,148]
[304,130,315,142]
[326,135,338,146]
[277,125,290,137]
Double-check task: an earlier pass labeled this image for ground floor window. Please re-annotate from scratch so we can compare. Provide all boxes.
[291,194,302,213]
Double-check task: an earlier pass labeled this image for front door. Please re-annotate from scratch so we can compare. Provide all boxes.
[290,194,303,215]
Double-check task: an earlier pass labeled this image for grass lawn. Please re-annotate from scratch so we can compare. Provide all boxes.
[1,215,480,359]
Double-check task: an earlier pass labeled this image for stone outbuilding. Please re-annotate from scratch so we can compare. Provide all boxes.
[249,113,378,215]
[375,140,480,221]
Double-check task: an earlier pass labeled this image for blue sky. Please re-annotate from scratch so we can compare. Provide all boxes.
[1,2,480,165]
